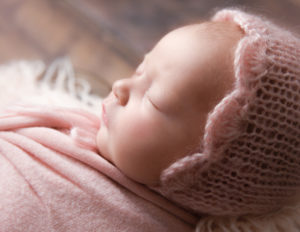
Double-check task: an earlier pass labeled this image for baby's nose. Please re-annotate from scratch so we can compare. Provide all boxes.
[112,78,130,105]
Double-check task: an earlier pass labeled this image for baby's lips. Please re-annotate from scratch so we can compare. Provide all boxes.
[101,103,109,127]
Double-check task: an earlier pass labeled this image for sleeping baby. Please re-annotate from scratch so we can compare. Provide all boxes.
[0,8,299,232]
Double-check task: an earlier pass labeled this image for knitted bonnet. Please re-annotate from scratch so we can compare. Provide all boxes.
[154,9,300,216]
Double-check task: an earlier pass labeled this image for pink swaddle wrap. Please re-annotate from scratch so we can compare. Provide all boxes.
[0,103,197,231]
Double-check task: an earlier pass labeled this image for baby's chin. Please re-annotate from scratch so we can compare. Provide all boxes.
[96,127,113,163]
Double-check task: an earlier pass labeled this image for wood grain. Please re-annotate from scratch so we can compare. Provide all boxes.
[0,0,299,97]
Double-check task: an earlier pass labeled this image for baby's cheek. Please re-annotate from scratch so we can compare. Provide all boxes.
[119,120,157,153]
[123,112,158,140]
[112,118,163,184]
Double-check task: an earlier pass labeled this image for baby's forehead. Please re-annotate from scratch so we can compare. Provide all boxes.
[145,20,243,105]
[157,21,243,62]
[166,23,240,98]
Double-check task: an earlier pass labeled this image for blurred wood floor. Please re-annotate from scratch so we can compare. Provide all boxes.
[0,0,299,97]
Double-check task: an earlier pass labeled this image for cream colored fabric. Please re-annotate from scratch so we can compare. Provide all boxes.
[0,59,101,112]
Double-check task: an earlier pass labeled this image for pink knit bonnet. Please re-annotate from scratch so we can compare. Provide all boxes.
[154,9,300,217]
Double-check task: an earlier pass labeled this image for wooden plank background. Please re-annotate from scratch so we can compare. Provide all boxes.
[0,0,299,97]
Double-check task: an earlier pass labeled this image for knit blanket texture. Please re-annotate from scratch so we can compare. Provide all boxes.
[1,59,300,232]
[0,59,196,232]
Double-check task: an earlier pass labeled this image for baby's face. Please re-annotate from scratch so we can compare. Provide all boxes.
[97,22,243,185]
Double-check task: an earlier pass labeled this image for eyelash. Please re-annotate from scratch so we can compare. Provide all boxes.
[136,61,160,111]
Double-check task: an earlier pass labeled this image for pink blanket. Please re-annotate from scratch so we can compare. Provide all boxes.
[0,103,197,231]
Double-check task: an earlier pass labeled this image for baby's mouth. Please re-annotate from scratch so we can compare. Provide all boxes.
[102,103,108,127]
[101,91,119,127]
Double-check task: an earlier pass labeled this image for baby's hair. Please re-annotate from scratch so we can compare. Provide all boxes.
[196,21,244,98]
[187,20,245,42]
[202,21,244,37]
